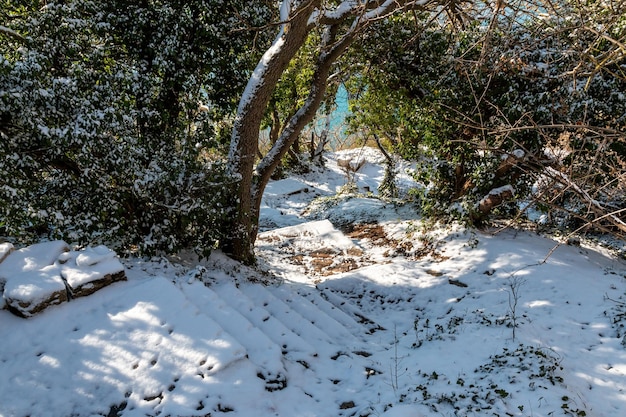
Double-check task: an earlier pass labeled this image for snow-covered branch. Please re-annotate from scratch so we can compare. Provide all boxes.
[315,0,429,25]
[228,0,321,177]
[0,25,25,42]
[477,185,515,216]
[544,167,626,233]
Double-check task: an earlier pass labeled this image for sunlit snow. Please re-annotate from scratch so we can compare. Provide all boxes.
[2,148,626,417]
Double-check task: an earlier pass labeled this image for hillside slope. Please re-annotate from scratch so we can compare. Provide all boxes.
[1,149,626,417]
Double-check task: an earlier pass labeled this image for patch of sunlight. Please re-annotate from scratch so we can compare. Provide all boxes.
[38,354,61,368]
[525,300,553,308]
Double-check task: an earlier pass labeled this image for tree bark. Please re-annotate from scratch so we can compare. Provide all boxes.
[224,0,320,264]
[225,0,420,264]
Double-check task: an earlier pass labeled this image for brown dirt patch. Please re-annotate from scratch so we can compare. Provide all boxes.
[346,224,390,245]
[310,248,337,258]
[323,258,359,276]
[259,222,450,279]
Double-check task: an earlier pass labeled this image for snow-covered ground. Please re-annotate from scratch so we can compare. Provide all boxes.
[1,148,626,417]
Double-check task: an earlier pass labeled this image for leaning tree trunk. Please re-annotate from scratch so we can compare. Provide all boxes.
[224,1,321,264]
[224,0,419,264]
[228,28,357,263]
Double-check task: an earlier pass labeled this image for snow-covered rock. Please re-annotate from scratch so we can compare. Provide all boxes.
[59,245,126,298]
[0,241,69,274]
[3,266,69,317]
[0,242,126,317]
[0,241,69,316]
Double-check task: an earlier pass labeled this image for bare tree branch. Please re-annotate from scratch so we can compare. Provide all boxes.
[0,25,25,42]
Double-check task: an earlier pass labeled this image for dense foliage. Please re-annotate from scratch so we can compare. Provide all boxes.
[345,0,626,232]
[0,0,271,255]
[1,0,624,257]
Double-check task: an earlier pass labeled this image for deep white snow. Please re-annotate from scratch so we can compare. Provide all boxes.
[1,147,626,417]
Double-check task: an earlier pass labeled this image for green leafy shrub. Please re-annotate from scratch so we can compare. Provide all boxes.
[0,0,270,255]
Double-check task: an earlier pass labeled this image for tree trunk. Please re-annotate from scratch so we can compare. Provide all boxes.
[224,0,320,264]
[224,0,417,264]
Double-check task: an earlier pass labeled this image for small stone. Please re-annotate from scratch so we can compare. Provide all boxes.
[449,279,468,288]
[339,401,355,409]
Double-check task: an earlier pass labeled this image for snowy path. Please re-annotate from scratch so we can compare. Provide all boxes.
[2,221,626,417]
[0,246,391,417]
[2,149,626,417]
[0,277,251,417]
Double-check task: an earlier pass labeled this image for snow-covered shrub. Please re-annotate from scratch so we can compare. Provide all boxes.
[344,5,626,231]
[0,0,270,255]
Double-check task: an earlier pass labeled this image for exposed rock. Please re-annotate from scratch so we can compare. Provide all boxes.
[59,245,126,298]
[448,278,469,288]
[0,241,69,315]
[0,241,126,317]
[339,400,355,409]
[3,266,69,318]
[425,269,444,277]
